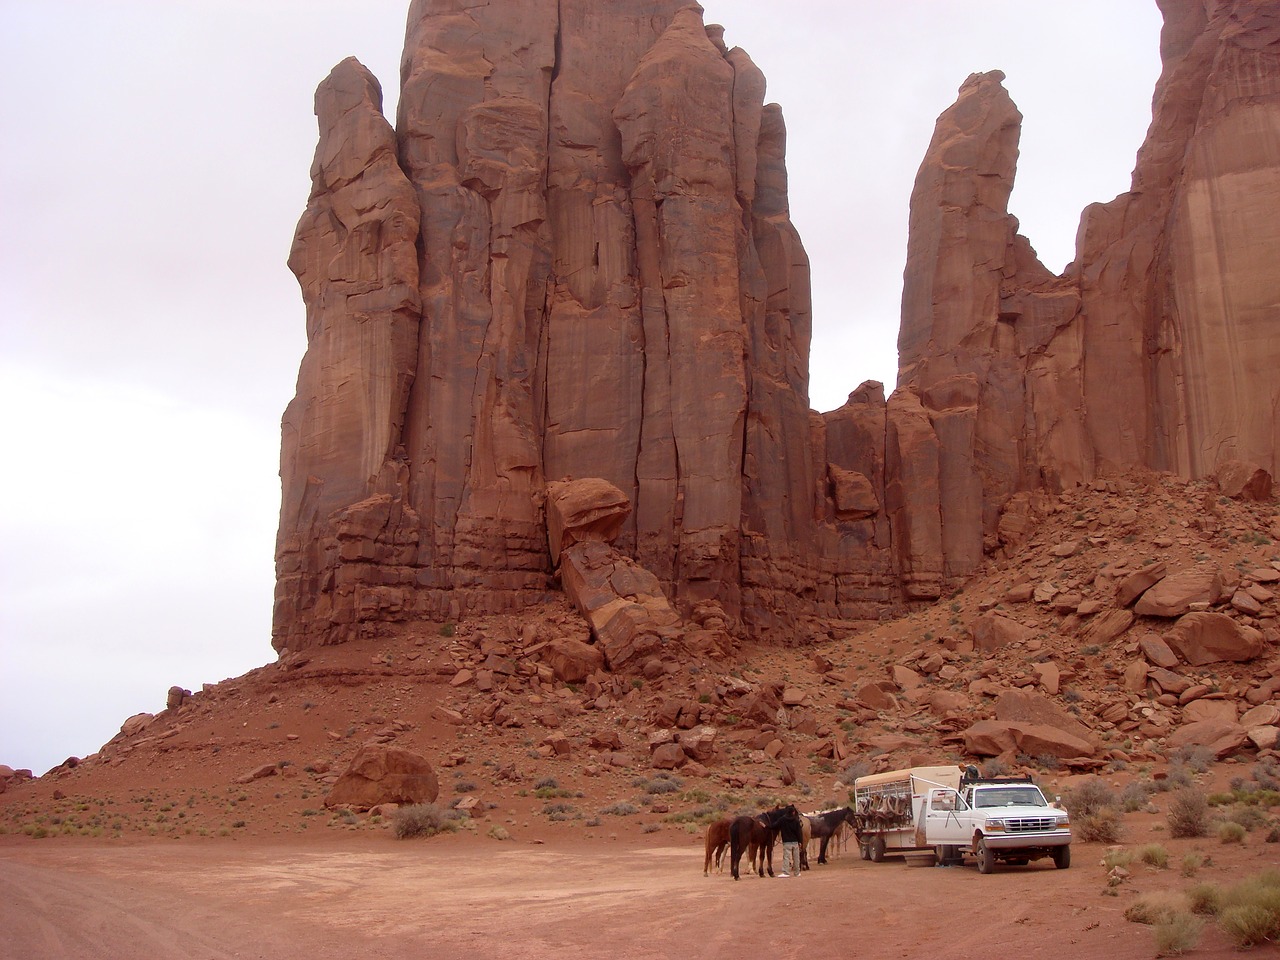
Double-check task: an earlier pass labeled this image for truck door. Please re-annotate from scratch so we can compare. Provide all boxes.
[923,788,969,844]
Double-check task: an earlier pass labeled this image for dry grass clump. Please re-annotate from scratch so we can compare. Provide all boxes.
[1218,821,1247,844]
[1103,847,1133,870]
[1125,890,1189,926]
[1153,912,1203,957]
[392,803,461,840]
[1180,869,1280,949]
[1077,808,1124,843]
[1167,788,1210,839]
[1137,843,1169,869]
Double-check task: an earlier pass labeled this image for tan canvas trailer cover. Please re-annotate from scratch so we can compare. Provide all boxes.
[853,766,963,860]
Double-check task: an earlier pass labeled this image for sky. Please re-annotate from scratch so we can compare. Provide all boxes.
[0,1,1164,776]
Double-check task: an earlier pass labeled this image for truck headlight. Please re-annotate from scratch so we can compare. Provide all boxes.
[1056,815,1070,827]
[985,820,1006,831]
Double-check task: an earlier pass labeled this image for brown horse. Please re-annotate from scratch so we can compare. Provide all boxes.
[729,804,798,880]
[703,817,732,876]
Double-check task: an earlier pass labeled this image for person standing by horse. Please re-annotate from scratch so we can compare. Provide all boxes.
[777,806,804,877]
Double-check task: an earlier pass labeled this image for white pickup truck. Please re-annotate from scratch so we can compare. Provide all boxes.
[853,765,1071,873]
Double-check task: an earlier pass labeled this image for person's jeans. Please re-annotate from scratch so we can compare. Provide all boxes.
[782,841,801,875]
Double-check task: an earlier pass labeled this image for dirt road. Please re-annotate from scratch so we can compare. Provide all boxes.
[3,832,1250,960]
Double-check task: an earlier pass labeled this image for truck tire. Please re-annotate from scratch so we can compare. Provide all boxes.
[1053,845,1071,870]
[976,837,996,874]
[869,835,886,863]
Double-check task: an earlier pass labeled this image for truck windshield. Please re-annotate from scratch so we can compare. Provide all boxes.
[973,787,1046,808]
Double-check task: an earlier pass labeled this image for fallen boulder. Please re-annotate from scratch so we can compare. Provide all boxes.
[324,745,439,811]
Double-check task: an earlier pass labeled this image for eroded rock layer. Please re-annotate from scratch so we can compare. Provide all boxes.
[276,0,1278,654]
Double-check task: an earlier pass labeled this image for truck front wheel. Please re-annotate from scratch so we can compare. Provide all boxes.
[976,837,996,874]
[869,835,886,863]
[1053,845,1071,870]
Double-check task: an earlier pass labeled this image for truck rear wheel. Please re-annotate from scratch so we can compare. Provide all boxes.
[1053,845,1071,870]
[869,835,886,863]
[976,837,996,874]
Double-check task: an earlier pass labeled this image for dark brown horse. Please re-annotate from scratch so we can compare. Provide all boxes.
[729,804,798,880]
[703,817,732,876]
[806,806,856,864]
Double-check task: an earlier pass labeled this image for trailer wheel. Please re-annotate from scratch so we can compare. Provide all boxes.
[869,835,886,863]
[1053,845,1071,870]
[976,837,996,874]
[859,840,871,861]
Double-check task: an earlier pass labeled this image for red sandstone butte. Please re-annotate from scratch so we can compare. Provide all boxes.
[275,0,1279,655]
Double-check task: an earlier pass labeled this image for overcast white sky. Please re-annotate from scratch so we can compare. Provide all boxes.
[0,1,1163,775]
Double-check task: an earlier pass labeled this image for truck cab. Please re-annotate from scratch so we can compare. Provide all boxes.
[925,774,1071,873]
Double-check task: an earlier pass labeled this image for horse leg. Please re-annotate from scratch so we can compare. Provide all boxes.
[729,825,743,881]
[818,836,830,864]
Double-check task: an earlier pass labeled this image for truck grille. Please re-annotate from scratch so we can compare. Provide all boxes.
[1005,817,1059,833]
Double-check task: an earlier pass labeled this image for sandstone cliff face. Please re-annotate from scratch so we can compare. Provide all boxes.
[276,0,1277,654]
[894,0,1280,586]
[277,1,836,653]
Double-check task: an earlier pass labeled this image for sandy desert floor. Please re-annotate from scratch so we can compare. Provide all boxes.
[2,825,1271,960]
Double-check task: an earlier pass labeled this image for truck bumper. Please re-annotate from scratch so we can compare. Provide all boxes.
[982,830,1071,850]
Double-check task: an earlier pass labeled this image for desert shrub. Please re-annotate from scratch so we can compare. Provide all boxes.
[1218,905,1280,948]
[453,781,477,793]
[1062,777,1117,818]
[641,823,661,834]
[1138,843,1170,869]
[1168,789,1210,839]
[1222,804,1269,831]
[1187,882,1222,916]
[1076,809,1124,844]
[393,803,459,840]
[1155,764,1194,792]
[1120,781,1153,812]
[1170,745,1214,775]
[535,785,575,799]
[599,802,639,817]
[543,802,578,820]
[1218,822,1247,844]
[840,760,872,785]
[635,774,683,795]
[1181,853,1204,877]
[1103,848,1133,871]
[981,758,1010,778]
[1153,913,1203,957]
[1126,891,1188,926]
[486,825,511,840]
